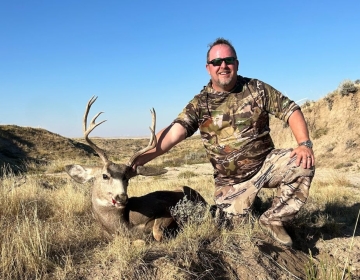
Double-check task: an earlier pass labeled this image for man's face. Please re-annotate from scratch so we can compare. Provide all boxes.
[206,44,238,92]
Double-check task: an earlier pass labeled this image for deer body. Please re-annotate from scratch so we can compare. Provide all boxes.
[65,96,206,241]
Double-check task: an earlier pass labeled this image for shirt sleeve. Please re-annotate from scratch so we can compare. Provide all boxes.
[171,96,200,138]
[255,80,300,122]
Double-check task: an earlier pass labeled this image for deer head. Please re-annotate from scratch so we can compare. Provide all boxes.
[65,96,167,210]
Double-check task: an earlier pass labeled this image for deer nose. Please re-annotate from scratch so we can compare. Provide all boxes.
[114,194,128,205]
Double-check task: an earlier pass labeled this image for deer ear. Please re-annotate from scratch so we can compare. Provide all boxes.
[136,166,168,176]
[65,164,96,183]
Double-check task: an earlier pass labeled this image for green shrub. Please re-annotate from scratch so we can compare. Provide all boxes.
[170,195,207,225]
[338,79,358,96]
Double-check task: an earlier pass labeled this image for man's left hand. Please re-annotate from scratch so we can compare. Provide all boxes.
[290,146,315,169]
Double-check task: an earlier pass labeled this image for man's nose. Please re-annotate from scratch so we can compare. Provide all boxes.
[220,60,228,67]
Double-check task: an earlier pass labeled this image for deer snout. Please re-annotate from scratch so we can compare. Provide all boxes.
[112,193,128,208]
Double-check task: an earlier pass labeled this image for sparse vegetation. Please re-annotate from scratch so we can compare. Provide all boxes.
[338,79,358,96]
[177,170,197,179]
[325,143,336,153]
[1,79,360,279]
[345,139,357,150]
[1,162,359,279]
[312,127,328,139]
[324,95,334,110]
[334,162,353,169]
[302,100,311,108]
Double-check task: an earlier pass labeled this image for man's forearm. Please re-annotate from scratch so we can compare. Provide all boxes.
[288,109,311,144]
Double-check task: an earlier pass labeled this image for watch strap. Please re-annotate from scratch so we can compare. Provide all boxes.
[298,140,313,148]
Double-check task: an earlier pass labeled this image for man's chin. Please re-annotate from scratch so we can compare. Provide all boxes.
[218,81,232,89]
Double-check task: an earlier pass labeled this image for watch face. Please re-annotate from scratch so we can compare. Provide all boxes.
[305,140,312,148]
[300,140,312,148]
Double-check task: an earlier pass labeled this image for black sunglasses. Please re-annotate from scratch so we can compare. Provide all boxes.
[207,57,236,66]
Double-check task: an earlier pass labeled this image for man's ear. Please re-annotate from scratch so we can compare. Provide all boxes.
[206,63,211,75]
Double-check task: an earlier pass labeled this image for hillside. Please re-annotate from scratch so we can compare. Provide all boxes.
[0,125,95,174]
[270,85,360,172]
[1,83,359,175]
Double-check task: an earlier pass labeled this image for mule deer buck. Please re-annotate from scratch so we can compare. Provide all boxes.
[65,96,206,241]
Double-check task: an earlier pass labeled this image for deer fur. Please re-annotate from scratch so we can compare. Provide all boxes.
[65,96,207,241]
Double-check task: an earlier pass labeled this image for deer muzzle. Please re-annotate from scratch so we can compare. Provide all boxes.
[112,194,128,208]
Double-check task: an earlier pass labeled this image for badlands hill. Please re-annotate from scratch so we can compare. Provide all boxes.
[271,83,360,173]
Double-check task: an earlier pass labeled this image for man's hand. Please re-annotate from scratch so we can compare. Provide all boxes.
[290,146,314,169]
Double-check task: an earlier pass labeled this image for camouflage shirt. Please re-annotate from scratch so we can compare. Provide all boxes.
[172,75,300,187]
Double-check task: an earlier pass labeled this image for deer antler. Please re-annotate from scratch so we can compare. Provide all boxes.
[84,96,109,164]
[127,108,157,167]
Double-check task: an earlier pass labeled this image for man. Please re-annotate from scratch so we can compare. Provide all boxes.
[133,38,315,246]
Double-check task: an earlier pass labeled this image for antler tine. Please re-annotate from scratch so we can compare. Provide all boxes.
[83,96,109,163]
[127,108,157,167]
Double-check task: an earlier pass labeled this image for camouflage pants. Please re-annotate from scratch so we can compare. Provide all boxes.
[214,149,315,225]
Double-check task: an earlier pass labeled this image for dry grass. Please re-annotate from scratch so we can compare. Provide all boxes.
[1,160,359,279]
[1,84,360,279]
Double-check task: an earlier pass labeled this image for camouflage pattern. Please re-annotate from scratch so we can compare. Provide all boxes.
[173,75,300,187]
[214,149,315,223]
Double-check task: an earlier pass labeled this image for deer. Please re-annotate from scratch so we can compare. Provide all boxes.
[65,96,207,241]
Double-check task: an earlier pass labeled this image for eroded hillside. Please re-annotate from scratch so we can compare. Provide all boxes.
[0,125,95,174]
[270,86,360,172]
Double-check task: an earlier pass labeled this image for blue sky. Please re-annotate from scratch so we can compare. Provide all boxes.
[1,1,359,137]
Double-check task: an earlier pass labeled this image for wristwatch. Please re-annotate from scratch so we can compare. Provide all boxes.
[298,140,313,149]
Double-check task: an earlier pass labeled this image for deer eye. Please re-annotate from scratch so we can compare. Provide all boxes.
[102,174,110,180]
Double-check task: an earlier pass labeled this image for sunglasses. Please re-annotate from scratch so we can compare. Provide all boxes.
[207,57,237,66]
